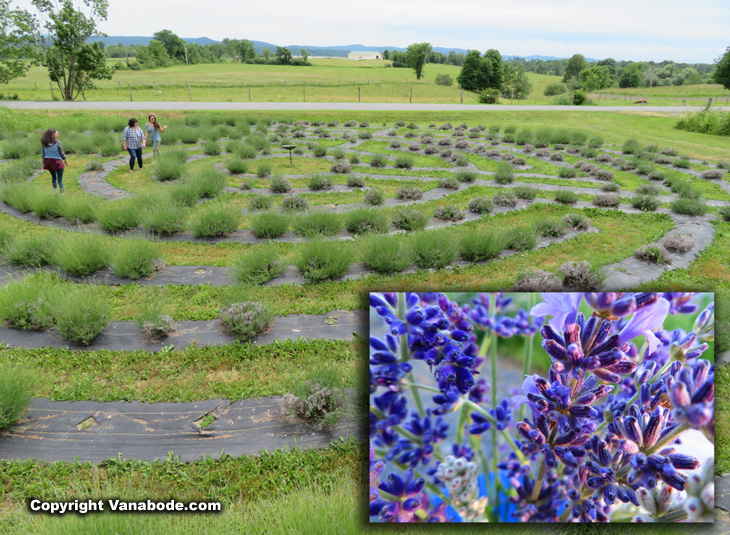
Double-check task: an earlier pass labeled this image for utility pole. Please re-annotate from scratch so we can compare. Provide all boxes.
[184,42,189,65]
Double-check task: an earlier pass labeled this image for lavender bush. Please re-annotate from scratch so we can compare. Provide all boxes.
[370,292,714,523]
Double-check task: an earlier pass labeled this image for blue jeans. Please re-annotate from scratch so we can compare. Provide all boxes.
[49,168,64,191]
[128,147,143,169]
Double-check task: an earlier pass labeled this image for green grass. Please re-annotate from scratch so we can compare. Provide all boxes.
[0,361,35,432]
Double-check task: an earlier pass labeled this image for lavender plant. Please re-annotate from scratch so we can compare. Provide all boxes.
[369,292,714,523]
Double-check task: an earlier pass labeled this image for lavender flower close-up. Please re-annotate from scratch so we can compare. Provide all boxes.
[369,292,714,523]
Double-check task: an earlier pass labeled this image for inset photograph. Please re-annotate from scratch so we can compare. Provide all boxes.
[369,292,714,523]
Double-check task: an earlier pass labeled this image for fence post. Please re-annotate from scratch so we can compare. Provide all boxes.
[410,87,412,103]
[128,84,133,102]
[303,82,306,102]
[358,87,360,103]
[49,82,54,100]
[188,83,192,102]
[460,90,463,104]
[249,87,251,102]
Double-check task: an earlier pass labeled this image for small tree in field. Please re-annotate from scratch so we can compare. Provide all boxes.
[31,0,113,100]
[405,42,432,80]
[434,73,453,86]
[0,0,35,84]
[713,46,730,90]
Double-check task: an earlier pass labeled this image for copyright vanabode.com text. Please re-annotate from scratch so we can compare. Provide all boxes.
[29,499,222,514]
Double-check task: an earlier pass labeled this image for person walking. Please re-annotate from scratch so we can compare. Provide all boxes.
[123,117,146,172]
[145,114,168,161]
[40,128,67,193]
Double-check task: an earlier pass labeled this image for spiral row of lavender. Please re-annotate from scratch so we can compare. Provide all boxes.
[369,292,714,523]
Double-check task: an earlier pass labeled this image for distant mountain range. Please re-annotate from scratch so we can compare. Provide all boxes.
[89,36,591,61]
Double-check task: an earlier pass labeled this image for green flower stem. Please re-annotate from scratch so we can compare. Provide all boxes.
[397,292,424,418]
[530,456,546,503]
[456,402,468,446]
[489,294,499,508]
[655,507,689,522]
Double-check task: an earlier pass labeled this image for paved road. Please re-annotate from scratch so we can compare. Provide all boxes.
[3,101,729,112]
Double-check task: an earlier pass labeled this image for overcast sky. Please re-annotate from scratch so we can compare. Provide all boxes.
[14,0,730,63]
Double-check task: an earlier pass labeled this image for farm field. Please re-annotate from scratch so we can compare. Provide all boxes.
[0,107,727,530]
[4,59,726,106]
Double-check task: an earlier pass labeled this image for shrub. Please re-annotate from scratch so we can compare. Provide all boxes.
[396,187,423,201]
[478,89,500,104]
[0,182,36,212]
[251,213,289,239]
[635,245,672,264]
[86,160,103,171]
[346,209,389,235]
[535,219,566,237]
[52,234,108,276]
[648,171,665,181]
[505,227,538,251]
[237,144,257,159]
[662,234,694,253]
[719,205,730,222]
[138,198,185,236]
[26,189,61,219]
[220,302,273,341]
[362,235,412,274]
[493,191,518,207]
[460,230,506,263]
[411,231,459,269]
[554,190,578,205]
[190,204,242,237]
[0,275,56,330]
[47,285,110,345]
[392,208,428,232]
[136,306,176,340]
[281,195,309,211]
[513,270,563,291]
[700,169,723,180]
[671,198,707,216]
[110,239,160,279]
[360,188,384,206]
[0,361,35,431]
[232,249,286,285]
[594,169,614,181]
[293,212,341,238]
[593,192,620,207]
[347,175,365,187]
[433,205,465,221]
[494,162,514,184]
[631,195,660,212]
[358,131,373,140]
[453,169,477,183]
[558,261,602,290]
[572,90,587,106]
[203,140,221,156]
[513,186,537,200]
[622,139,642,156]
[635,184,659,195]
[296,241,353,282]
[256,161,272,178]
[94,200,140,232]
[4,235,54,266]
[224,158,249,174]
[282,366,345,428]
[558,166,578,178]
[434,73,453,86]
[674,158,690,169]
[550,152,564,162]
[370,154,388,168]
[468,197,494,214]
[249,194,273,210]
[440,177,460,190]
[454,155,469,167]
[1,138,36,159]
[601,182,620,192]
[544,82,567,96]
[308,175,333,191]
[187,168,226,199]
[269,176,292,194]
[563,213,590,230]
[394,155,414,169]
[349,153,360,164]
[154,155,186,181]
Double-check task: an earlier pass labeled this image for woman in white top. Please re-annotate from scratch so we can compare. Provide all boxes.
[145,114,168,161]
